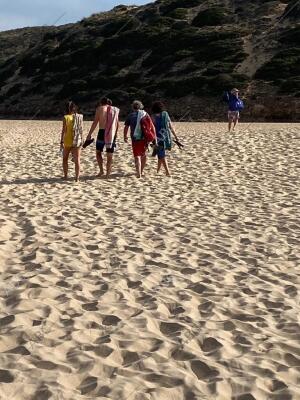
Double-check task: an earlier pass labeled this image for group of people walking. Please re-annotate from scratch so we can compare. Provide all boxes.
[60,99,182,182]
[60,88,244,182]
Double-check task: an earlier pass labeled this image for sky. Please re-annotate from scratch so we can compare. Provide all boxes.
[0,0,153,32]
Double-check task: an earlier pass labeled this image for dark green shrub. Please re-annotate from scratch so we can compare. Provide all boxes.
[203,62,236,76]
[104,89,130,103]
[160,0,203,15]
[279,77,300,93]
[20,52,44,75]
[98,30,149,54]
[179,62,200,75]
[60,79,87,97]
[100,17,140,37]
[6,83,23,97]
[172,20,190,30]
[192,7,229,27]
[149,55,178,75]
[0,65,15,81]
[282,0,300,20]
[194,38,246,63]
[168,8,188,19]
[205,73,248,94]
[279,26,300,45]
[160,75,210,97]
[42,53,73,73]
[255,48,300,81]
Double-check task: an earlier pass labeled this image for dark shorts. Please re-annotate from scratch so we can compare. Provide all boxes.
[96,129,116,153]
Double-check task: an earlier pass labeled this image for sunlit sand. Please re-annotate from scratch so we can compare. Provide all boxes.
[0,120,299,399]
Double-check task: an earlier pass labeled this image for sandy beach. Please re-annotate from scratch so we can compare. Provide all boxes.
[0,120,299,400]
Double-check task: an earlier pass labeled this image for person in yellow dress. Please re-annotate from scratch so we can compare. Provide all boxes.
[60,101,83,182]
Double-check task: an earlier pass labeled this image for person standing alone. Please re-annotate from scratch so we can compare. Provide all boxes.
[223,88,244,132]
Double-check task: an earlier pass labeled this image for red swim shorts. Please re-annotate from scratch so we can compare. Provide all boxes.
[132,140,147,157]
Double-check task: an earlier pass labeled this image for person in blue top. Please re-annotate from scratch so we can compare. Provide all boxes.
[151,101,180,177]
[223,88,244,132]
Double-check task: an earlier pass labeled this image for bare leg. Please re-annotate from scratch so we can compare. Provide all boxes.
[72,147,81,182]
[135,156,142,178]
[228,120,232,132]
[233,118,239,131]
[96,151,104,176]
[106,153,113,178]
[162,158,171,176]
[63,147,71,179]
[157,159,162,173]
[141,155,147,175]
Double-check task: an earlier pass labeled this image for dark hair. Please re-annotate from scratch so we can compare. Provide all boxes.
[107,98,112,106]
[66,100,78,114]
[152,101,165,114]
[100,97,110,106]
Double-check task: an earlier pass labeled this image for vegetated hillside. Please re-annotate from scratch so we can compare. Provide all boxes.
[0,0,299,120]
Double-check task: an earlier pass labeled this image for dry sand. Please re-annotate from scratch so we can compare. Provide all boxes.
[0,120,299,400]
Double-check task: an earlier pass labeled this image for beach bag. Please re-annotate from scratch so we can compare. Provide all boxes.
[140,114,157,143]
[237,99,244,111]
[72,113,84,147]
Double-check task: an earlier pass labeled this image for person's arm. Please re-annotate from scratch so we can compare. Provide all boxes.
[60,117,66,148]
[167,113,179,141]
[87,107,100,139]
[223,91,230,103]
[124,125,129,143]
[169,121,179,141]
[115,121,119,139]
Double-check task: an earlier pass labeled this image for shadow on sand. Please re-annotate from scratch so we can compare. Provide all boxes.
[0,173,133,186]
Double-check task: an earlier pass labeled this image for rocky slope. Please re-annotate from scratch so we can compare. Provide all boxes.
[0,0,299,120]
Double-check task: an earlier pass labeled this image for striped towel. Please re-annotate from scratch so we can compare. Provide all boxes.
[72,113,84,148]
[133,110,147,140]
[105,106,120,149]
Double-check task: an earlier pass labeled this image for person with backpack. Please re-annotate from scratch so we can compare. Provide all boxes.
[124,100,156,178]
[60,101,83,182]
[223,88,244,132]
[85,97,119,178]
[151,101,181,177]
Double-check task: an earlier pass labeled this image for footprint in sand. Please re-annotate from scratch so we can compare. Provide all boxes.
[0,369,14,383]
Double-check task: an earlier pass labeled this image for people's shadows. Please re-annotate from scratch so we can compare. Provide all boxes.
[0,173,134,186]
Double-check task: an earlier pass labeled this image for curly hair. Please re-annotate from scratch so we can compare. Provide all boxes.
[152,101,165,114]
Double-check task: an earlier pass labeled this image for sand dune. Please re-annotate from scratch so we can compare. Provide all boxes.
[0,120,299,400]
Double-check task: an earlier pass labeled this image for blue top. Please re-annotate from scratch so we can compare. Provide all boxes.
[153,111,172,150]
[124,112,138,140]
[154,114,164,142]
[223,92,244,111]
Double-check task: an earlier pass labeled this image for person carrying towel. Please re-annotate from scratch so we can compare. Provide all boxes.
[124,100,150,178]
[151,101,181,177]
[86,97,120,178]
[60,101,83,182]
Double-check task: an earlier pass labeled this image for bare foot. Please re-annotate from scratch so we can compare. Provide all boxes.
[97,171,104,177]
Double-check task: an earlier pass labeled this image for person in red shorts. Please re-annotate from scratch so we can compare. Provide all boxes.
[124,100,150,178]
